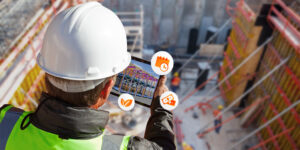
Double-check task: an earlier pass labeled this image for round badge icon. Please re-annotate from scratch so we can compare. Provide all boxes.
[151,51,174,75]
[160,91,179,111]
[118,93,135,111]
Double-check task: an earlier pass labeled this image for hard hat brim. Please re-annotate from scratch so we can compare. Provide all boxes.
[37,52,131,81]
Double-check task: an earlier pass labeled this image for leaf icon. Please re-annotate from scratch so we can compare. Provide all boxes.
[121,98,133,107]
[121,98,125,105]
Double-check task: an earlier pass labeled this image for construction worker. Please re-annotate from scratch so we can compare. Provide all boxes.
[182,141,194,150]
[170,72,181,93]
[213,105,223,134]
[0,2,175,150]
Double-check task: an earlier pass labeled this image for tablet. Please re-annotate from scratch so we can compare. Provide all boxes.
[111,56,161,107]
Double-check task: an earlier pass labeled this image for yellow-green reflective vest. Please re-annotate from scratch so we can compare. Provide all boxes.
[0,105,130,150]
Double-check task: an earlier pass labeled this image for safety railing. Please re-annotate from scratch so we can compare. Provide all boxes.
[116,5,144,58]
[245,1,300,148]
[219,0,263,105]
[0,0,70,110]
[267,0,300,53]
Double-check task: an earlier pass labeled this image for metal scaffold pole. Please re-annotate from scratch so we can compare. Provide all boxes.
[228,100,300,150]
[181,37,272,104]
[197,56,290,135]
[200,37,272,101]
[248,127,295,150]
[215,37,272,90]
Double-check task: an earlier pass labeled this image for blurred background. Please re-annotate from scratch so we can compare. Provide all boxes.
[0,0,299,149]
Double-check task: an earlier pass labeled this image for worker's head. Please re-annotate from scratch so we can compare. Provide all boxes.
[45,74,116,108]
[174,72,179,77]
[218,105,223,110]
[37,2,131,108]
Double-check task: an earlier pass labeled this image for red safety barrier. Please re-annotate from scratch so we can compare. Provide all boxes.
[174,117,184,144]
[197,95,270,138]
[268,43,300,90]
[220,65,232,89]
[224,52,234,71]
[232,21,247,44]
[256,133,268,150]
[267,0,300,53]
[226,0,235,18]
[261,117,281,150]
[243,99,265,127]
[184,102,212,115]
[236,0,255,22]
[269,103,298,150]
[250,127,295,150]
[261,61,300,124]
[181,70,220,103]
[218,83,226,101]
[185,73,255,113]
[227,37,242,59]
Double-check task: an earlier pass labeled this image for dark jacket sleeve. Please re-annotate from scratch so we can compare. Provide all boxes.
[127,96,176,150]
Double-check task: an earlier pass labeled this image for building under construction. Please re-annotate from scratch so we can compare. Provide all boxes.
[0,0,299,149]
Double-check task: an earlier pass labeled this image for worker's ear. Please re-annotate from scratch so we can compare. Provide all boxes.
[100,78,115,100]
[91,78,115,109]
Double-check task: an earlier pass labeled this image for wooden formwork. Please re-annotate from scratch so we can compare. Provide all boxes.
[253,31,300,150]
[0,0,70,110]
[244,0,300,149]
[8,65,46,111]
[219,0,263,106]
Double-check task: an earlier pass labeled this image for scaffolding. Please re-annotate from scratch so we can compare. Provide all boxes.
[0,0,69,110]
[116,5,144,58]
[0,0,299,149]
[222,0,300,149]
[244,0,300,149]
[178,0,300,149]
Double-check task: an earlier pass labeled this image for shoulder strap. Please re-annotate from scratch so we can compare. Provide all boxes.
[0,105,24,150]
[101,134,130,150]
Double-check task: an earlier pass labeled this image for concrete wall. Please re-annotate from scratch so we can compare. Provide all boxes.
[101,0,230,48]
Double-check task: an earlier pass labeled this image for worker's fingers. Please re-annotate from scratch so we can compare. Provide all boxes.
[154,76,168,98]
[162,85,169,93]
[160,85,168,95]
[158,75,167,87]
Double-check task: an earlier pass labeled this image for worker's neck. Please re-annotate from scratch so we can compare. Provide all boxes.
[89,98,106,109]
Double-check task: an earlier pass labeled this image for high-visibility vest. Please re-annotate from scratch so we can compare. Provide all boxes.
[0,105,130,150]
[171,77,181,86]
[213,109,222,120]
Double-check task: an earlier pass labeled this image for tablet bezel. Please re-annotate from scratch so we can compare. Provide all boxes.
[110,56,161,107]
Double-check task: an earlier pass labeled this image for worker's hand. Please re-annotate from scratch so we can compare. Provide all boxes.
[154,75,169,98]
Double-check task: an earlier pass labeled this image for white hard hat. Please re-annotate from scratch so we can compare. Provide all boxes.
[37,2,131,81]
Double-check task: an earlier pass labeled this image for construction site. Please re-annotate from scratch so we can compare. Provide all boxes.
[0,0,299,149]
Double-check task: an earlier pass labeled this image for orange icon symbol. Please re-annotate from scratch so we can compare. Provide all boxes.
[155,56,170,72]
[161,94,176,106]
[121,98,133,107]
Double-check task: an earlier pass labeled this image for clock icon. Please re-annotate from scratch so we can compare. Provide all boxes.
[160,63,168,72]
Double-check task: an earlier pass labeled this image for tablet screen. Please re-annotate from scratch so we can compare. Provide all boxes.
[111,57,160,107]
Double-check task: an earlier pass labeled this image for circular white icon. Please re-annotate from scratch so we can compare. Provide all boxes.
[160,91,179,111]
[118,93,135,111]
[151,51,174,75]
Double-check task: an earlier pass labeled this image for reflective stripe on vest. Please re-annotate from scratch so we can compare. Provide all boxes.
[0,106,130,150]
[0,106,24,150]
[102,135,130,150]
